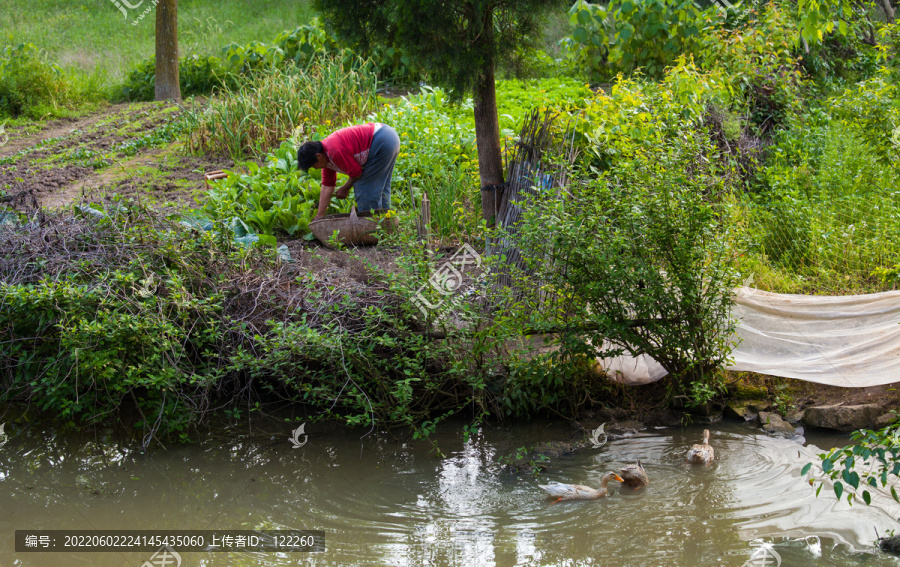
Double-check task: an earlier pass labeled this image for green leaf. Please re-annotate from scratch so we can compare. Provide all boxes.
[822,458,833,473]
[843,468,859,490]
[863,490,871,506]
[801,463,812,476]
[834,481,843,500]
[573,26,590,44]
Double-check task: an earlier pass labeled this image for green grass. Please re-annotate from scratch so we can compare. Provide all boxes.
[0,0,315,80]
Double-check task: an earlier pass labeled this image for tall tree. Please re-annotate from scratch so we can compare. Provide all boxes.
[155,0,181,101]
[312,0,566,225]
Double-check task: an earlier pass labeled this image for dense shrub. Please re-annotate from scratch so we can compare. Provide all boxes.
[0,204,511,442]
[576,60,729,172]
[829,67,900,164]
[505,129,739,395]
[274,18,343,67]
[732,113,900,292]
[0,204,259,441]
[0,44,78,118]
[698,4,803,132]
[118,54,240,102]
[564,0,721,79]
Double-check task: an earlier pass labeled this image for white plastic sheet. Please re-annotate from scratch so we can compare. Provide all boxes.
[600,287,900,387]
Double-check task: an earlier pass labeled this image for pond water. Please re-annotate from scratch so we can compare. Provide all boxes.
[1,419,899,566]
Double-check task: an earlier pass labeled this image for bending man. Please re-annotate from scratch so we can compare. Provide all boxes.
[296,122,400,220]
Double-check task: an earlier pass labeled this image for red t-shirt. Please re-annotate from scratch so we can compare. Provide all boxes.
[320,123,378,187]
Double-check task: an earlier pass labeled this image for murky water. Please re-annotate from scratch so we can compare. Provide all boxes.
[1,419,899,566]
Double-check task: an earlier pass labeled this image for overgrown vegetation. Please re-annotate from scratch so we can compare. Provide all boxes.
[0,44,105,119]
[0,203,597,445]
[117,18,422,103]
[3,0,900,441]
[0,204,258,443]
[506,129,740,395]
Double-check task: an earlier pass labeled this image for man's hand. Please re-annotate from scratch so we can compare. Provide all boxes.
[335,185,351,199]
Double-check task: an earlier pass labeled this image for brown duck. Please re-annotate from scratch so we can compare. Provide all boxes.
[686,429,715,465]
[620,458,649,488]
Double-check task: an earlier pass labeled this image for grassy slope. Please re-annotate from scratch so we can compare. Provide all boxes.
[1,0,315,79]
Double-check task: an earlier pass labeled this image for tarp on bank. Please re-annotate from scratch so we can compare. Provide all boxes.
[600,288,900,387]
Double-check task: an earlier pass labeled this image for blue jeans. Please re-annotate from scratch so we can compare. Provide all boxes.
[354,125,399,212]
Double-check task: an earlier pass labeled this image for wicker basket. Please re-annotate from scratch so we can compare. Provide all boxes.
[308,206,398,248]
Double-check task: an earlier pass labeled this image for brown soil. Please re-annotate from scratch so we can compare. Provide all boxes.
[0,107,121,158]
[729,371,900,412]
[773,378,900,412]
[0,102,233,209]
[279,240,468,293]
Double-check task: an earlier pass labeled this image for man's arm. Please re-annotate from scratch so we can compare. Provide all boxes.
[315,185,336,220]
[335,175,361,199]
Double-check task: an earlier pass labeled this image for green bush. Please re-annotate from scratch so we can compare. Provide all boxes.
[575,61,729,172]
[275,18,343,67]
[829,67,900,164]
[0,204,260,441]
[698,3,802,132]
[564,0,720,79]
[221,41,286,74]
[0,44,74,118]
[118,54,237,102]
[734,114,900,292]
[504,128,739,394]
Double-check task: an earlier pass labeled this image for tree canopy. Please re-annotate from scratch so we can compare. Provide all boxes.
[314,1,560,98]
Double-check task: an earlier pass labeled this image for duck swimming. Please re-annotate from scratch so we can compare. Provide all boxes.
[686,429,715,465]
[539,472,624,502]
[620,458,649,488]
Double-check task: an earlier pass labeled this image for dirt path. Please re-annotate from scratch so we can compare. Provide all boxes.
[0,102,232,209]
[0,107,122,159]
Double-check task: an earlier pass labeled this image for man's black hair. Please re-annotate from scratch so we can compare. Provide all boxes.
[297,141,325,171]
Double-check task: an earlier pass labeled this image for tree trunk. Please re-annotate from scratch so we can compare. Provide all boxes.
[472,9,504,228]
[880,0,896,22]
[155,0,181,101]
